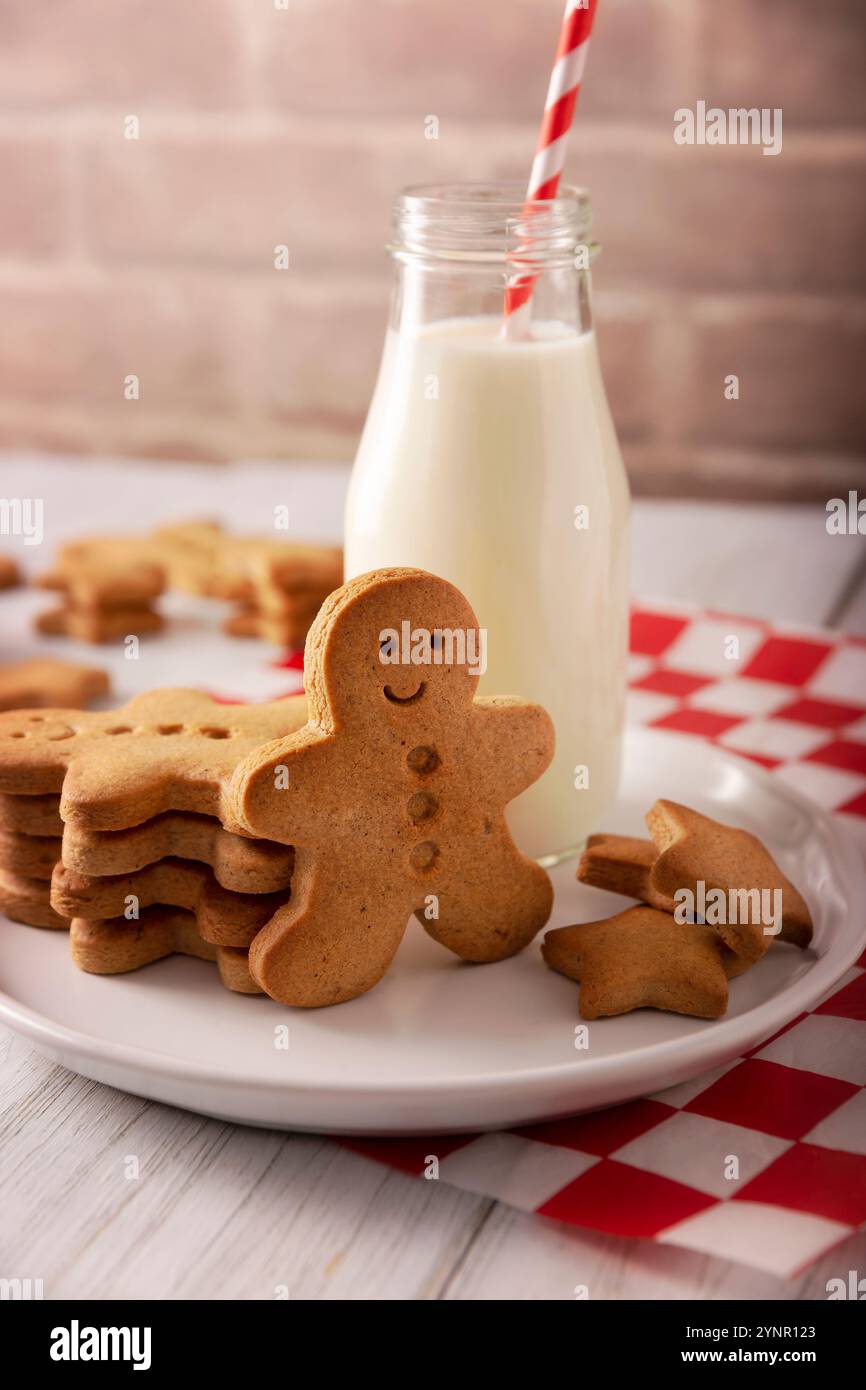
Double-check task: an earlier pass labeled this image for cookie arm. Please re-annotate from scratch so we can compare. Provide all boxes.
[470,697,555,801]
[227,727,331,845]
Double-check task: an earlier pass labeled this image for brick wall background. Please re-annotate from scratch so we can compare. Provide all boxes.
[1,0,864,498]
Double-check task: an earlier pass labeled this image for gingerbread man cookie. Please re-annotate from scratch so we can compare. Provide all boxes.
[0,867,67,928]
[0,826,60,880]
[52,860,287,947]
[0,791,63,836]
[229,568,554,1007]
[0,658,110,713]
[70,909,261,994]
[0,690,307,830]
[61,812,295,893]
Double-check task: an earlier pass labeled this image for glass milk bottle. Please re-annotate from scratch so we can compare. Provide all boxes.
[345,183,630,863]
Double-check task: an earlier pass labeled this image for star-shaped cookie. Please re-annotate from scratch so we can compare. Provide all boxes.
[542,906,731,1020]
[646,800,813,960]
[577,823,812,954]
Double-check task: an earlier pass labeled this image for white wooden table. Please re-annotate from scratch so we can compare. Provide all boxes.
[1,456,864,1301]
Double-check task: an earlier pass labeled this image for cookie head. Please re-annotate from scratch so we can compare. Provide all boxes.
[305,568,484,730]
[0,710,83,792]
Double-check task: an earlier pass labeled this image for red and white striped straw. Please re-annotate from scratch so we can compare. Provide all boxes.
[503,0,599,332]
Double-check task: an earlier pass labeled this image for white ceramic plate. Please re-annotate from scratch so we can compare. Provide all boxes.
[0,728,862,1135]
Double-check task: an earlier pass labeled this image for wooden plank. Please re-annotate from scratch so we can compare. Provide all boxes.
[0,1039,488,1301]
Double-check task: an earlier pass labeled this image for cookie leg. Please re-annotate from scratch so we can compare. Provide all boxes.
[248,858,409,1007]
[216,946,263,995]
[418,843,553,962]
[70,909,216,975]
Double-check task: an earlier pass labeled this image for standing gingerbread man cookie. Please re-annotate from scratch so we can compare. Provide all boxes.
[229,568,555,1006]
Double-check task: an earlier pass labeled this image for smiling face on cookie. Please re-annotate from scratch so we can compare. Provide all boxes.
[308,569,483,731]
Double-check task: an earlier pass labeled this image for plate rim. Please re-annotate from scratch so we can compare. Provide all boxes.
[0,728,864,1104]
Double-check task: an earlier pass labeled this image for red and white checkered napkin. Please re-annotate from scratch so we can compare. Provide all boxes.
[338,604,866,1280]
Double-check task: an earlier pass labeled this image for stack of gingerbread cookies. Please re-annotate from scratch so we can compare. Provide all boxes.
[0,569,555,1006]
[36,556,166,644]
[208,536,343,646]
[0,690,309,993]
[34,523,343,649]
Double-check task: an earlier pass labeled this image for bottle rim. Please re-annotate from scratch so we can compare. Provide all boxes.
[391,181,593,267]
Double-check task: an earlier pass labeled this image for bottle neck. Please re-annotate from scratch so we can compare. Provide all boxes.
[388,182,595,337]
[390,259,594,337]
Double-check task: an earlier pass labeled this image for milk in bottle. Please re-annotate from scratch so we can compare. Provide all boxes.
[345,184,630,861]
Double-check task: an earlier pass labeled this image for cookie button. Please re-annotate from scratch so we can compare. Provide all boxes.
[410,840,440,872]
[407,791,438,823]
[406,745,439,775]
